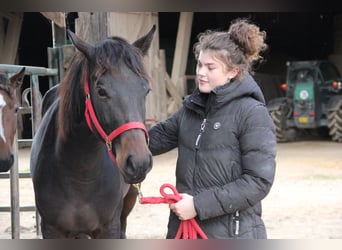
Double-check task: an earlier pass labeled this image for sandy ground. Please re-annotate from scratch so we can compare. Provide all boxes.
[0,139,342,239]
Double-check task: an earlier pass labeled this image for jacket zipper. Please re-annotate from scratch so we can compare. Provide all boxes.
[195,118,207,150]
[234,210,240,237]
[193,118,207,191]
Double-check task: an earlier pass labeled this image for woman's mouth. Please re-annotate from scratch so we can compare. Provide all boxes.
[198,79,207,85]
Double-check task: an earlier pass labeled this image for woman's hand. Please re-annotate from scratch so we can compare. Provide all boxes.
[169,193,197,220]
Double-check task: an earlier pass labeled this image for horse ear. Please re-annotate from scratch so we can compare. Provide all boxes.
[132,25,156,56]
[67,29,95,60]
[10,67,25,89]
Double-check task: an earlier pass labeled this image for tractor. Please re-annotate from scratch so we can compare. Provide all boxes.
[267,60,342,142]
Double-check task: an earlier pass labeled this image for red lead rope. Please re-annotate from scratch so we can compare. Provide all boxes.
[139,183,208,239]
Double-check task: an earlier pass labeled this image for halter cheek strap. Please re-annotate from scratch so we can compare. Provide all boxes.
[84,76,149,164]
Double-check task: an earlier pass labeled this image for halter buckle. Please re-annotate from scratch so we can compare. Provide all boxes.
[105,139,112,152]
[133,183,143,203]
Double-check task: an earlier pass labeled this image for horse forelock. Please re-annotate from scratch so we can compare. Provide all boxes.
[97,37,148,80]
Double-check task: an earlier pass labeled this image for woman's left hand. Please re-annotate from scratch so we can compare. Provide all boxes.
[169,193,197,220]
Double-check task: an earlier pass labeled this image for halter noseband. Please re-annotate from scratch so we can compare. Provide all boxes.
[84,75,149,164]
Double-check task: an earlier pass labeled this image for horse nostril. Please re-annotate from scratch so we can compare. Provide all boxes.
[125,155,136,176]
[125,153,153,178]
[9,154,14,165]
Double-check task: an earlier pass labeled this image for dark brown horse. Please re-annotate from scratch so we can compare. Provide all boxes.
[0,68,25,172]
[30,26,155,238]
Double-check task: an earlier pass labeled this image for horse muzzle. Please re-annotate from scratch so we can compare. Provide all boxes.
[112,126,153,184]
[121,152,153,184]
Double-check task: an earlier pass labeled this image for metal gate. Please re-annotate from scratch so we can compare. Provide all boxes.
[0,64,58,239]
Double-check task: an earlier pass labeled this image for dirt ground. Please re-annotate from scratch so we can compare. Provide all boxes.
[0,139,342,239]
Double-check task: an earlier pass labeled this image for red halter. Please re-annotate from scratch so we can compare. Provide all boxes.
[84,75,149,164]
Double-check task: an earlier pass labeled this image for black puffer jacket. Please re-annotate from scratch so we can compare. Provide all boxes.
[148,74,276,239]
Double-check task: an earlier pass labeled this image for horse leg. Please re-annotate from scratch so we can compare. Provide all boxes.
[120,184,138,238]
[41,221,69,239]
[92,215,122,239]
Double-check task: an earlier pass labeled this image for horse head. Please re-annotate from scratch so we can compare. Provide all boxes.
[0,67,25,172]
[65,26,156,183]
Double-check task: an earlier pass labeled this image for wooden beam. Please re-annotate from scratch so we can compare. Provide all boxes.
[165,73,183,105]
[171,12,193,97]
[157,49,168,120]
[0,12,23,64]
[41,12,66,28]
[75,12,109,43]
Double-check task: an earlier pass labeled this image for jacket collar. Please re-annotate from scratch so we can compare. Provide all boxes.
[184,73,265,116]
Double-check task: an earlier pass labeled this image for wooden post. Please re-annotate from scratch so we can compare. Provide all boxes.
[10,132,20,239]
[159,50,183,116]
[41,12,67,84]
[30,75,42,135]
[171,12,193,97]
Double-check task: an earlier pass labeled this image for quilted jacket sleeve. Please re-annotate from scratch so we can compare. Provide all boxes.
[148,108,183,156]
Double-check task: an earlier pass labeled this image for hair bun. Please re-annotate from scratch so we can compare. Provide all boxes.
[228,18,267,63]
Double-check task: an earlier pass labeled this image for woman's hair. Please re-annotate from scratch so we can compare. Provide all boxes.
[193,18,268,80]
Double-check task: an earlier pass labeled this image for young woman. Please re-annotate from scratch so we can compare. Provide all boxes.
[148,18,276,239]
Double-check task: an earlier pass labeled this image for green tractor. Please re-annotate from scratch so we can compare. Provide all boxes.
[267,60,342,142]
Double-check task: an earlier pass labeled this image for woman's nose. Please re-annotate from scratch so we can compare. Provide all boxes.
[197,66,205,76]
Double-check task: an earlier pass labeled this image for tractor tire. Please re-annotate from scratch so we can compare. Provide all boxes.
[269,101,297,142]
[328,107,342,142]
[270,109,287,142]
[270,107,297,143]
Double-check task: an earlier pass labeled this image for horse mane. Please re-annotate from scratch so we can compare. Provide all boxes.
[58,36,149,140]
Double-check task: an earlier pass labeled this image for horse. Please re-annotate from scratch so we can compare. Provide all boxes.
[0,68,25,172]
[30,26,155,239]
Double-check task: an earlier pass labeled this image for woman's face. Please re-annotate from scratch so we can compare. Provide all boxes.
[196,50,238,93]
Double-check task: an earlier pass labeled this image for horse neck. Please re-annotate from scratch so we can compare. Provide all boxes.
[57,122,109,176]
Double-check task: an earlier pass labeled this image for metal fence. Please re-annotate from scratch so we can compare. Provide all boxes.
[0,64,58,239]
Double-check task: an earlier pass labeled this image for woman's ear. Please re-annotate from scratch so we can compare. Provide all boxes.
[227,67,239,79]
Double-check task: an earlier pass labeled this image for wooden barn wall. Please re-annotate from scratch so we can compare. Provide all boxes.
[75,12,108,44]
[108,12,167,125]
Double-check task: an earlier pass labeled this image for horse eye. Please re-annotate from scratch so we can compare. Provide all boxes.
[97,87,108,98]
[14,105,19,114]
[146,88,152,96]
